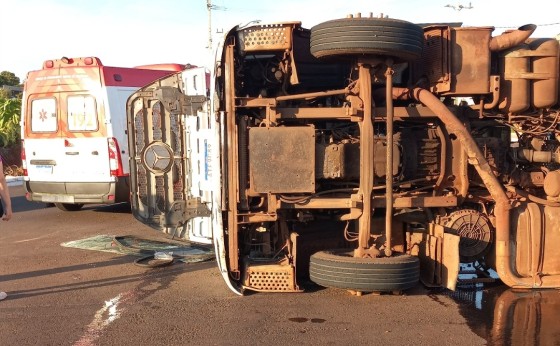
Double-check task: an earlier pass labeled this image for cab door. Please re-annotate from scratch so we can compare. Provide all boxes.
[128,67,215,244]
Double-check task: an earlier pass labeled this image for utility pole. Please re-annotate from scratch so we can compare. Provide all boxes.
[207,0,227,50]
[207,0,211,49]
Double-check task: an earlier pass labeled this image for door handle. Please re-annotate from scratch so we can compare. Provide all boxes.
[30,159,56,165]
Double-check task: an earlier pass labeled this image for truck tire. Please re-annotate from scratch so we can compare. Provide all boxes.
[309,249,420,292]
[55,203,84,211]
[310,17,424,61]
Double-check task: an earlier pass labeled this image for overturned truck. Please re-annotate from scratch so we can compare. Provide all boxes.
[127,15,560,295]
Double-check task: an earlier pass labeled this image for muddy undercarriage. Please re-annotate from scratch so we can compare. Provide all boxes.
[128,16,560,295]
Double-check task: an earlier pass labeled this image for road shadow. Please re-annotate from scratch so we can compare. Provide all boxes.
[4,259,216,300]
[85,202,132,214]
[11,195,52,213]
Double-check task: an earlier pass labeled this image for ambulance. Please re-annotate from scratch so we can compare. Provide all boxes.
[20,57,184,211]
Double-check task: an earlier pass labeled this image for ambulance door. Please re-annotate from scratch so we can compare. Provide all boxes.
[24,96,60,183]
[60,93,111,184]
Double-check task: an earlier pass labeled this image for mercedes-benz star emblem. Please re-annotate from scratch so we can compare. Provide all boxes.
[142,142,174,173]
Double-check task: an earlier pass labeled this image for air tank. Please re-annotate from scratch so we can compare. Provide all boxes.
[499,38,559,113]
[530,38,559,109]
[498,44,531,113]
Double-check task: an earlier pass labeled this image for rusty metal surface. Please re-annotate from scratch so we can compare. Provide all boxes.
[418,223,460,290]
[449,27,492,95]
[422,26,493,95]
[384,65,395,257]
[248,126,315,193]
[315,141,400,180]
[421,26,451,93]
[238,23,295,52]
[498,38,559,113]
[442,233,460,291]
[225,41,240,279]
[356,62,375,252]
[498,43,531,113]
[511,203,560,279]
[242,261,300,292]
[530,38,559,108]
[543,170,560,197]
[315,142,356,180]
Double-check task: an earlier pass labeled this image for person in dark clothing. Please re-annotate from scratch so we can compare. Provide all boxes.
[0,156,13,301]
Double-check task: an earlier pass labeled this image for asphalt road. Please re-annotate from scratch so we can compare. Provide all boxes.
[0,184,489,346]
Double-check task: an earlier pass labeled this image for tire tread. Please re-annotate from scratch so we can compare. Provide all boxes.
[309,249,420,292]
[310,18,424,60]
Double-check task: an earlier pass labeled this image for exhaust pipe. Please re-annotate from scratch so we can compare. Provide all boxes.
[392,87,560,288]
[489,24,537,51]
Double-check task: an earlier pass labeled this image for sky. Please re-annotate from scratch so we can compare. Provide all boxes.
[1,0,560,82]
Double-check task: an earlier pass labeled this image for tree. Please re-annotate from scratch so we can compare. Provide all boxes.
[0,97,21,147]
[0,71,20,86]
[0,88,10,99]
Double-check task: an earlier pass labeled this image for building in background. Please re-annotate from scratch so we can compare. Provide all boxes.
[1,85,23,98]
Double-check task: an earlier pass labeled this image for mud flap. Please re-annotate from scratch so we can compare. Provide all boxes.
[419,223,460,290]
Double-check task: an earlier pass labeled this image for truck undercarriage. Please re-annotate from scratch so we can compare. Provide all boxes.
[128,16,560,295]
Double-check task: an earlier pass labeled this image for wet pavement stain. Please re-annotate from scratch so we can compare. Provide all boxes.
[310,318,326,323]
[289,317,309,323]
[443,281,560,345]
[289,317,327,323]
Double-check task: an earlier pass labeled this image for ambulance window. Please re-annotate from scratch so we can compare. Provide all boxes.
[31,98,57,133]
[68,95,98,131]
